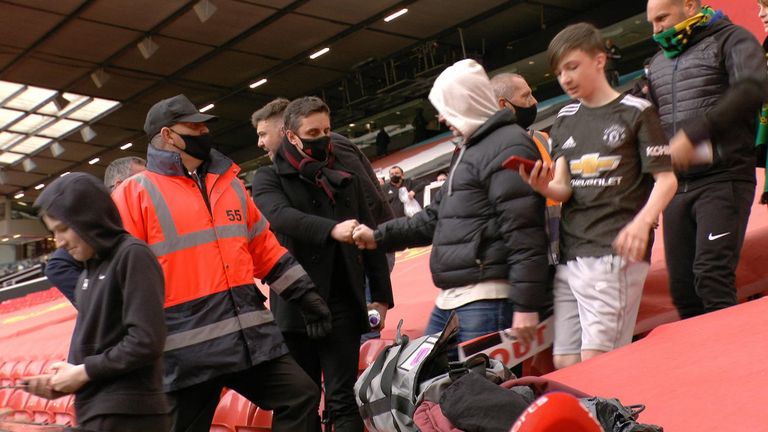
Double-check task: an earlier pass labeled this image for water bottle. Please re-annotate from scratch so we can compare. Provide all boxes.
[368,309,381,328]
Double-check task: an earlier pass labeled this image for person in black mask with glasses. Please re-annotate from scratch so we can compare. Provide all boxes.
[490,73,551,155]
[251,96,393,432]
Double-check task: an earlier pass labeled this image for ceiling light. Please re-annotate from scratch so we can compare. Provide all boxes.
[249,78,267,89]
[13,192,24,199]
[52,94,71,111]
[50,141,65,157]
[309,47,330,60]
[89,157,100,165]
[1,238,8,242]
[194,0,218,23]
[528,61,535,65]
[199,104,214,113]
[81,125,97,142]
[12,234,20,239]
[120,142,133,150]
[349,123,355,127]
[384,8,408,23]
[137,36,160,60]
[17,202,26,207]
[90,68,111,89]
[60,171,70,177]
[34,183,44,190]
[22,159,37,172]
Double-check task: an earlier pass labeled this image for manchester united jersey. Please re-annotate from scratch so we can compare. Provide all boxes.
[550,94,672,261]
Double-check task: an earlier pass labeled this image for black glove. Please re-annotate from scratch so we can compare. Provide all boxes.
[298,291,332,339]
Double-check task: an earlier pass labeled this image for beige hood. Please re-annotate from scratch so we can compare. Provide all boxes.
[428,59,498,140]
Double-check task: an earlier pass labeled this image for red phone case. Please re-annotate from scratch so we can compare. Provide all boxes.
[502,155,536,173]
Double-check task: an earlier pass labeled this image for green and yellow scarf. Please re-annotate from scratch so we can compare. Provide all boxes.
[652,6,721,59]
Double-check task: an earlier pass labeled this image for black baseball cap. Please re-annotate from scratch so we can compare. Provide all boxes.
[144,94,217,137]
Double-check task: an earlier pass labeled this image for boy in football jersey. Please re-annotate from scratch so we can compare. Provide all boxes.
[523,23,677,369]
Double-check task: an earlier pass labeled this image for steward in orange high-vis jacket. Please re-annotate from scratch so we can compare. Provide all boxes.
[112,94,329,432]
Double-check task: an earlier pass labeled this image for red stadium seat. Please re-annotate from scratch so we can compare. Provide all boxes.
[210,425,236,432]
[22,359,47,377]
[22,395,52,424]
[9,361,31,386]
[3,389,30,411]
[212,390,255,431]
[46,395,74,426]
[0,361,16,386]
[247,407,272,431]
[358,338,392,373]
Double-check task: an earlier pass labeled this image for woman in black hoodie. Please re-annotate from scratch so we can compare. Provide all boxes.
[27,173,169,432]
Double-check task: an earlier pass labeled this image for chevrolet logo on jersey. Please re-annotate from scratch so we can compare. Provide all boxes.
[570,153,621,178]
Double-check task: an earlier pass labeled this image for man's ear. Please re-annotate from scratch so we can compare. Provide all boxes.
[285,129,302,148]
[497,98,507,110]
[160,127,174,144]
[684,0,700,17]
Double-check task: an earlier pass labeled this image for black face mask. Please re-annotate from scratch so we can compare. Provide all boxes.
[300,135,331,161]
[172,131,213,161]
[510,102,538,130]
[390,175,402,184]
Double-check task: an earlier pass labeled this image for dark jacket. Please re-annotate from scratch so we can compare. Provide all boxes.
[252,140,394,333]
[332,132,395,225]
[383,177,427,218]
[44,248,82,305]
[34,173,167,423]
[374,110,550,312]
[648,16,768,191]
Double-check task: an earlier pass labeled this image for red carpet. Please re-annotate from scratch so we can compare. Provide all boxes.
[545,298,768,431]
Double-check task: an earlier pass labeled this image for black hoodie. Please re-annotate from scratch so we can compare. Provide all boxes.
[34,173,168,422]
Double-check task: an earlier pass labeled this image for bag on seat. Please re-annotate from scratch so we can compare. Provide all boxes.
[354,313,459,432]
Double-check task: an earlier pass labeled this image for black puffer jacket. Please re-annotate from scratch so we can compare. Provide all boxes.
[375,110,550,312]
[648,16,768,191]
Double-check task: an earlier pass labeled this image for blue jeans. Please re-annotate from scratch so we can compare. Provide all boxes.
[425,299,514,343]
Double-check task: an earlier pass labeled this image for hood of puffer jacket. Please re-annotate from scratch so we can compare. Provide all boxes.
[428,59,499,140]
[34,172,127,258]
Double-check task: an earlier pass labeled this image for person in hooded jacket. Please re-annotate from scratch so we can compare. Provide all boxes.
[353,59,550,347]
[26,173,168,432]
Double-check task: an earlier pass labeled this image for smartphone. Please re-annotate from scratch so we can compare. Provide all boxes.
[502,155,536,174]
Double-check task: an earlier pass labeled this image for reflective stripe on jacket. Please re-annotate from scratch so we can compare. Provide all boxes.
[112,145,290,391]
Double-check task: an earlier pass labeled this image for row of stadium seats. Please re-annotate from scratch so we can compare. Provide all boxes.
[0,341,395,431]
[0,358,75,426]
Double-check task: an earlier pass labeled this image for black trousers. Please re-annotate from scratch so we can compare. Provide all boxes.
[167,354,319,432]
[77,413,170,432]
[663,180,755,319]
[283,302,363,432]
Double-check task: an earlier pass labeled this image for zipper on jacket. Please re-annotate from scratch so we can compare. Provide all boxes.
[189,170,213,215]
[671,57,680,135]
[447,144,467,196]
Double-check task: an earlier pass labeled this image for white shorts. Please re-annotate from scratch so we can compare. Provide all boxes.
[553,255,649,355]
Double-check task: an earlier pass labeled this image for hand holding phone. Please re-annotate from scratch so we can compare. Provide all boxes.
[502,155,537,174]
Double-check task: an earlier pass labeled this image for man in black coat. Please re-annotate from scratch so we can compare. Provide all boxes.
[251,96,393,432]
[383,165,426,218]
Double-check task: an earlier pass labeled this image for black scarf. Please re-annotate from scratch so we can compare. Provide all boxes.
[279,137,351,203]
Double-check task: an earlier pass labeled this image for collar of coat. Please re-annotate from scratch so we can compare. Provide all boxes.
[146,144,235,178]
[462,109,517,148]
